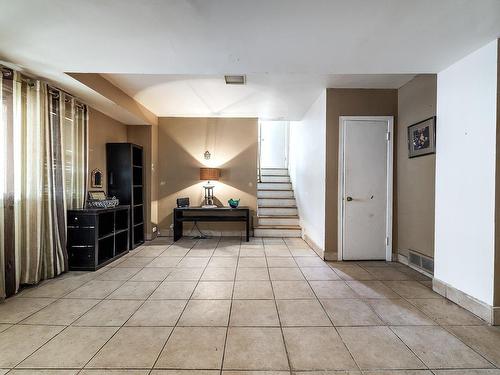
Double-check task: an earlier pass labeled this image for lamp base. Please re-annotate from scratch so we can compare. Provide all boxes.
[201,204,218,209]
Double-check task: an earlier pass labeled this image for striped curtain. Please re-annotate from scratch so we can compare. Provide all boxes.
[0,68,87,298]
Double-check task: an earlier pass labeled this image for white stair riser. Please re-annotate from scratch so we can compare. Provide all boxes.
[259,207,298,216]
[258,198,296,207]
[254,228,302,237]
[261,175,290,183]
[258,183,292,190]
[258,190,294,198]
[257,217,300,226]
[261,168,288,176]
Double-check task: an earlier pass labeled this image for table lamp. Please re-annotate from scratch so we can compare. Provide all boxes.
[200,168,220,208]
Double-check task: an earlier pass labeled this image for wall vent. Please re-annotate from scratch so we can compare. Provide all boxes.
[224,75,246,85]
[408,250,434,275]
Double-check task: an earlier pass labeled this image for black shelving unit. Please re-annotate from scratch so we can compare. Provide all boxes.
[67,206,130,271]
[107,143,145,249]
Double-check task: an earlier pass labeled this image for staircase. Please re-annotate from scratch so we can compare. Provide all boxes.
[254,168,302,237]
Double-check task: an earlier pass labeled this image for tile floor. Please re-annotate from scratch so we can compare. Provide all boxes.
[0,236,499,374]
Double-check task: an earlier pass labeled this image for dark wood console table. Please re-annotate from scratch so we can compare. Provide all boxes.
[173,207,250,242]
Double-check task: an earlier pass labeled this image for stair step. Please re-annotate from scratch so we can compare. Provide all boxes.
[254,226,302,238]
[258,182,292,190]
[258,206,298,216]
[258,198,296,207]
[260,175,290,183]
[256,216,300,226]
[260,168,288,176]
[258,190,294,198]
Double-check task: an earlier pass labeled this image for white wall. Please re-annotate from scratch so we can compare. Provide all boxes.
[435,40,498,305]
[289,90,326,250]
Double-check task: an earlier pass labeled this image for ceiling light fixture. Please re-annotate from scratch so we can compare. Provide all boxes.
[224,75,246,85]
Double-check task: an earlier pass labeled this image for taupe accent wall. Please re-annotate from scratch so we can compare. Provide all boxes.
[157,117,258,235]
[397,75,437,259]
[325,89,398,260]
[88,108,128,192]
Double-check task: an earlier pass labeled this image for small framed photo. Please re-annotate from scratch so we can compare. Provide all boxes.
[407,116,436,158]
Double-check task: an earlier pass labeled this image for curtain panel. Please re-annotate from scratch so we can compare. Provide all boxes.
[0,68,87,298]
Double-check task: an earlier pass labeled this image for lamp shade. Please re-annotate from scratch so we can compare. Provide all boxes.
[200,168,220,181]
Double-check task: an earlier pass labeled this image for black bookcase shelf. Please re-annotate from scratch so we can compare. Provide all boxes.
[107,143,145,249]
[67,206,130,271]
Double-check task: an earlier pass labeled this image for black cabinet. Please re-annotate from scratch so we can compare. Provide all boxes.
[107,143,145,249]
[67,206,130,271]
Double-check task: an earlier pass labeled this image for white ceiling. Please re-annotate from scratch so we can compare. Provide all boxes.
[102,74,414,119]
[0,0,499,121]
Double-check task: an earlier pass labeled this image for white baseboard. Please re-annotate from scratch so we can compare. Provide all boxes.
[303,234,324,259]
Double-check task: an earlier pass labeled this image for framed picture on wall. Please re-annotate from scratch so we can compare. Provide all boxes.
[407,116,436,158]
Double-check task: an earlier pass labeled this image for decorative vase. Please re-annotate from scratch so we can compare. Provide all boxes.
[228,198,240,208]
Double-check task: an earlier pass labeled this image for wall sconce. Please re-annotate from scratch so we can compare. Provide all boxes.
[204,150,211,160]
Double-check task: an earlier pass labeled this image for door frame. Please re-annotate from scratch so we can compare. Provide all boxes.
[337,116,394,261]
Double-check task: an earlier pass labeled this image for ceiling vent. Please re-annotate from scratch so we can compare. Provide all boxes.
[224,75,246,85]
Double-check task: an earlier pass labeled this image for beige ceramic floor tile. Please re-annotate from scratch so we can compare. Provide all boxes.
[391,326,492,369]
[230,300,280,326]
[147,257,183,267]
[178,299,231,326]
[321,299,383,326]
[166,267,204,281]
[309,281,358,299]
[0,323,11,332]
[177,257,210,268]
[208,257,238,268]
[337,326,425,370]
[97,267,142,281]
[265,249,292,258]
[294,257,327,267]
[192,281,234,299]
[447,325,500,367]
[19,326,117,368]
[149,281,197,299]
[276,299,331,326]
[156,327,226,369]
[130,267,173,281]
[223,327,289,370]
[328,263,375,281]
[366,299,436,326]
[9,370,81,375]
[0,297,56,323]
[384,281,442,299]
[283,327,356,370]
[107,281,160,299]
[236,267,270,281]
[87,327,172,368]
[223,372,290,375]
[362,371,432,375]
[269,267,304,281]
[266,257,297,268]
[408,298,486,326]
[186,249,214,257]
[238,257,267,268]
[432,370,500,375]
[289,248,318,257]
[363,266,412,281]
[20,278,86,298]
[300,267,340,281]
[126,300,187,326]
[239,248,265,257]
[346,281,400,299]
[64,280,124,299]
[160,249,189,257]
[272,281,315,299]
[115,257,155,268]
[73,299,143,326]
[151,371,218,375]
[213,248,240,257]
[22,298,99,325]
[0,324,64,367]
[201,267,236,281]
[80,370,149,375]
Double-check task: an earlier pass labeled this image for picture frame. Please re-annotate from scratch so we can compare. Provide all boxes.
[407,116,436,158]
[90,168,103,188]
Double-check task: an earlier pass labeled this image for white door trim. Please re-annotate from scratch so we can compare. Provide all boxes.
[337,116,394,261]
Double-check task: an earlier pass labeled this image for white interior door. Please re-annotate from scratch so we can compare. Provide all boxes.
[260,121,288,168]
[340,116,393,261]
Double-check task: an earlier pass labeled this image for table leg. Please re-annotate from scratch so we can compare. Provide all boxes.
[174,211,183,241]
[246,210,250,242]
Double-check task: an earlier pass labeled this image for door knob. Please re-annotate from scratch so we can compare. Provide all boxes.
[346,196,353,202]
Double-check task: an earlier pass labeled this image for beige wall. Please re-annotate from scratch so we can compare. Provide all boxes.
[157,117,258,235]
[87,108,128,193]
[325,89,398,260]
[397,75,437,259]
